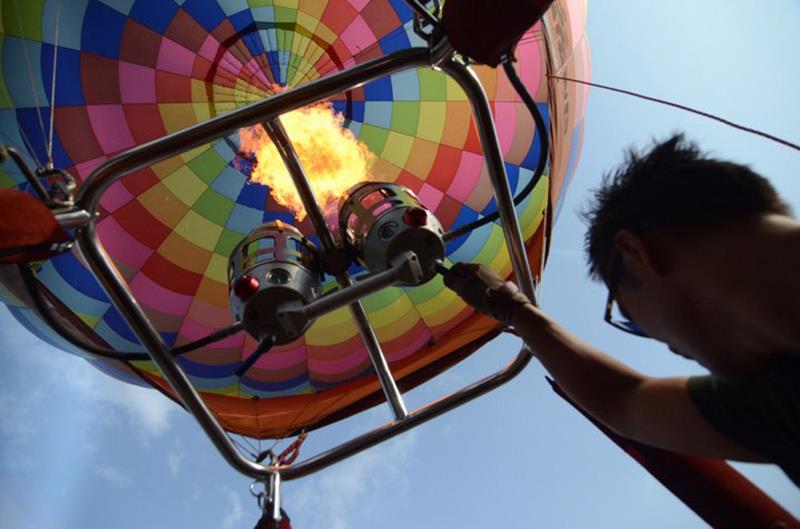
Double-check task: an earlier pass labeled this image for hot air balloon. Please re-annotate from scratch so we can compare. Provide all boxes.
[1,0,593,525]
[0,0,589,436]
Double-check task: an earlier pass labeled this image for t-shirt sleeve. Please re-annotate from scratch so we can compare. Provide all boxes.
[687,375,770,457]
[686,361,800,486]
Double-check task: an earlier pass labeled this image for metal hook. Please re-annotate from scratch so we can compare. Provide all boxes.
[249,480,268,511]
[249,466,282,521]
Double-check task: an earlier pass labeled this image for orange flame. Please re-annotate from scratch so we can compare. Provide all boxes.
[237,99,374,221]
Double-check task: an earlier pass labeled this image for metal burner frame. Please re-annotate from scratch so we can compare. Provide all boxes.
[45,33,541,495]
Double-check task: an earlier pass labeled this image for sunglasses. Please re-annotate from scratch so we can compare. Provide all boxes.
[604,290,648,337]
[603,254,649,338]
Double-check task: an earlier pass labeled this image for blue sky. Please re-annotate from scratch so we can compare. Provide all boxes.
[1,1,799,528]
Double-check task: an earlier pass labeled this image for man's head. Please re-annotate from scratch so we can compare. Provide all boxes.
[583,134,792,372]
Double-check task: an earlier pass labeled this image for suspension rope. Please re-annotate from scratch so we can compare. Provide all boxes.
[5,126,42,168]
[222,422,259,459]
[230,436,259,459]
[194,403,260,459]
[46,0,62,168]
[237,433,261,457]
[17,124,38,161]
[549,75,800,152]
[14,0,49,156]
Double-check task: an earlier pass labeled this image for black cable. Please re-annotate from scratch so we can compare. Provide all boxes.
[17,263,150,361]
[235,336,275,377]
[17,264,244,360]
[549,74,800,152]
[442,55,550,242]
[172,322,244,355]
[0,146,51,202]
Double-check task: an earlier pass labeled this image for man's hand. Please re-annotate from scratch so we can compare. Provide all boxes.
[443,262,531,324]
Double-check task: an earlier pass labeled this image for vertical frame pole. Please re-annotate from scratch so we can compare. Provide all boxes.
[262,118,408,421]
[441,59,537,300]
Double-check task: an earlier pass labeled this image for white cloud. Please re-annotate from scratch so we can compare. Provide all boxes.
[168,452,183,477]
[95,465,131,487]
[290,430,417,529]
[222,489,244,529]
[0,306,178,445]
[0,387,43,470]
[92,382,174,439]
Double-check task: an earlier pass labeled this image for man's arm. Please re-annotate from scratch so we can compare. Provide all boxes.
[442,263,763,461]
[509,302,764,461]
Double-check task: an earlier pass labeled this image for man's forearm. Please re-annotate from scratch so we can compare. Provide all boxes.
[510,303,647,435]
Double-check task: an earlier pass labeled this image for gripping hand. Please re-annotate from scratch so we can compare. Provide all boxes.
[443,263,531,325]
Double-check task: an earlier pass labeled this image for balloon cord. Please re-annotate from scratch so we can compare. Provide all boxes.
[15,124,43,169]
[549,75,800,152]
[13,0,49,159]
[47,0,62,168]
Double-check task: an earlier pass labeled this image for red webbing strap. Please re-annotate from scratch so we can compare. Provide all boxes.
[275,432,308,466]
[0,189,70,264]
[442,0,556,66]
[548,379,799,528]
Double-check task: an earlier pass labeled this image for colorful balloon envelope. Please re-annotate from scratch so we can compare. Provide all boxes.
[0,0,589,438]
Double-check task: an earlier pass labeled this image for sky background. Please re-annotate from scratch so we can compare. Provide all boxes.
[2,1,799,528]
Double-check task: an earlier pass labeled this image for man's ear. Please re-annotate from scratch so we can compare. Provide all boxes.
[613,230,665,277]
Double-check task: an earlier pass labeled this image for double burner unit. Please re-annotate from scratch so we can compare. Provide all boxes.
[227,182,446,349]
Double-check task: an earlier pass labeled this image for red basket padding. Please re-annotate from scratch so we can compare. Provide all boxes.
[550,380,800,528]
[0,189,70,264]
[442,0,556,66]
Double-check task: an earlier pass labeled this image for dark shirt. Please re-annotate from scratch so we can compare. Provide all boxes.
[687,355,800,487]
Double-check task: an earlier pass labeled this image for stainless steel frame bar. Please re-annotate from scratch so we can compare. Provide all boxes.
[269,472,282,523]
[76,223,272,478]
[295,252,420,323]
[282,350,532,479]
[261,118,339,252]
[441,59,537,300]
[53,208,92,229]
[262,118,409,421]
[70,40,538,482]
[405,0,439,28]
[280,57,538,479]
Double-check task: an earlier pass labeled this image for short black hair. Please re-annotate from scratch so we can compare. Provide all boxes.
[583,133,792,285]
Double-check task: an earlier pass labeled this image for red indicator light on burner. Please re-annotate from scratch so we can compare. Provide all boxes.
[234,275,260,301]
[403,207,427,227]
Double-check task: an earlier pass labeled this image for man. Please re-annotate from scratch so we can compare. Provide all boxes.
[444,134,800,486]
